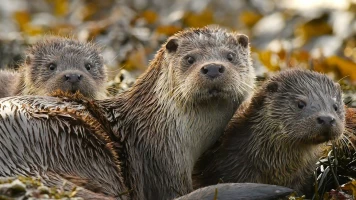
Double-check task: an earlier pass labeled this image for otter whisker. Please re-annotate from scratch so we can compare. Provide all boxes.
[105,65,126,74]
[337,75,350,83]
[238,80,255,91]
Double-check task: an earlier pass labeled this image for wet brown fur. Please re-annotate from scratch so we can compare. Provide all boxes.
[0,94,128,198]
[0,26,254,199]
[97,26,255,199]
[193,69,345,195]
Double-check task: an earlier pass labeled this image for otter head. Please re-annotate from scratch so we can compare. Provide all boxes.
[24,37,106,99]
[258,69,345,145]
[162,26,254,107]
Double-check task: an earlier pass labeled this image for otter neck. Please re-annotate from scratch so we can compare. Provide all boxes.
[235,103,320,180]
[12,71,26,95]
[13,66,37,95]
[110,54,236,199]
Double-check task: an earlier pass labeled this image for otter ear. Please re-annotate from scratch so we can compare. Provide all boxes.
[98,54,104,64]
[166,38,179,53]
[237,34,249,48]
[25,55,32,65]
[334,82,342,97]
[266,81,279,93]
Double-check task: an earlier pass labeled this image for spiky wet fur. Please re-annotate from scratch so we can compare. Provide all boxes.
[193,69,345,195]
[0,94,127,198]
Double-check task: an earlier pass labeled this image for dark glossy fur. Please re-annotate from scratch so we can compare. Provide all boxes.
[193,69,345,195]
[0,27,254,199]
[0,37,107,99]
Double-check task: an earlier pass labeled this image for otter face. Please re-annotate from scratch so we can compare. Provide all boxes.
[24,38,106,99]
[263,70,345,144]
[164,27,255,105]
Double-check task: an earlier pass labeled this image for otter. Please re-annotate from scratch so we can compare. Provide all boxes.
[0,37,107,99]
[192,69,346,195]
[0,27,255,199]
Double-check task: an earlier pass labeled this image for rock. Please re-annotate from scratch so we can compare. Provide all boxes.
[252,12,286,48]
[0,177,84,200]
[330,11,355,39]
[174,183,294,200]
[304,36,343,57]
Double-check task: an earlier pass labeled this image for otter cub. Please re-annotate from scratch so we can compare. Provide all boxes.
[0,27,255,200]
[0,37,107,99]
[193,69,345,195]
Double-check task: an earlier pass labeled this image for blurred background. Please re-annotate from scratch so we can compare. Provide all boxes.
[1,0,356,102]
[1,1,356,198]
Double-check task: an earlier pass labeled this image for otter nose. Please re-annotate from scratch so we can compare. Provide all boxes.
[317,115,336,126]
[64,74,82,83]
[200,64,225,79]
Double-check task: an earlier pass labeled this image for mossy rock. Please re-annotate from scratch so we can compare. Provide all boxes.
[0,176,83,200]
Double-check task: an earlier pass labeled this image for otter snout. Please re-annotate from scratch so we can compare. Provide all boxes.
[64,74,82,83]
[312,114,343,143]
[316,115,336,127]
[49,70,97,97]
[200,64,225,79]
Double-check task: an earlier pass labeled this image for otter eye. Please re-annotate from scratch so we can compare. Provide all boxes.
[85,63,92,71]
[333,104,338,112]
[297,100,306,109]
[186,56,195,65]
[227,53,235,62]
[48,63,56,71]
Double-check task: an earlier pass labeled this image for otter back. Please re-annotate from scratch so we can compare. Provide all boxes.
[0,95,128,198]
